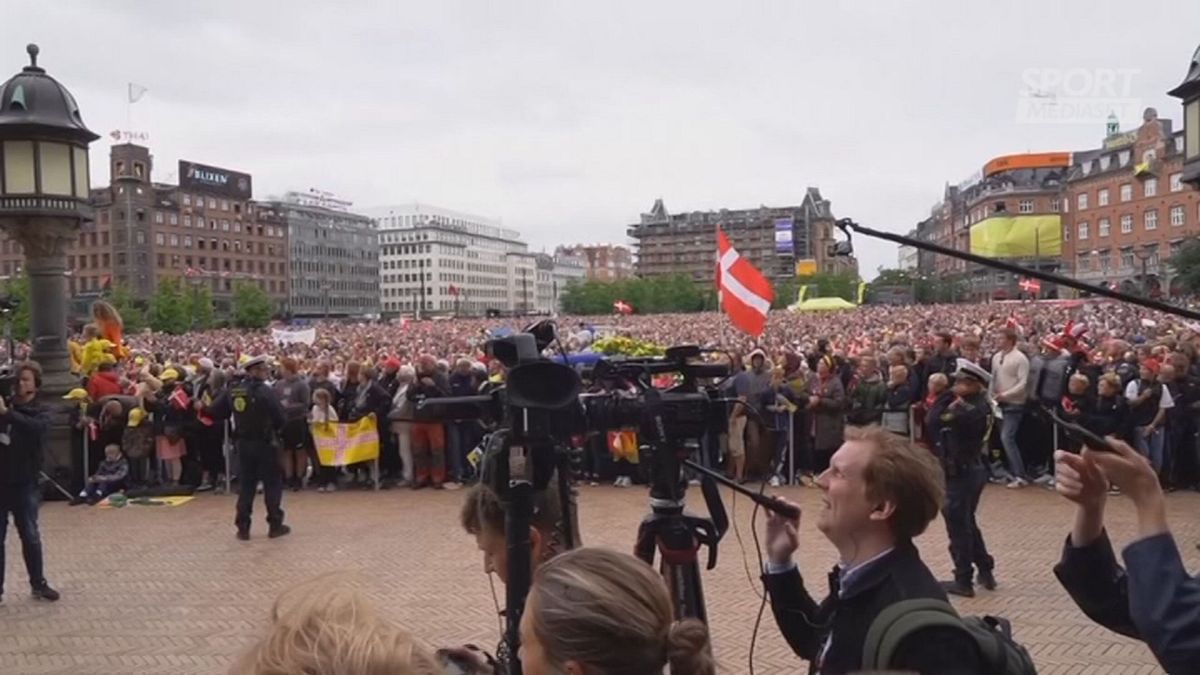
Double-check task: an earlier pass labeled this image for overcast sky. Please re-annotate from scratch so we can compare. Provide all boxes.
[5,1,1199,279]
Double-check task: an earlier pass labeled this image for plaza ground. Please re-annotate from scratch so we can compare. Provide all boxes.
[2,481,1196,674]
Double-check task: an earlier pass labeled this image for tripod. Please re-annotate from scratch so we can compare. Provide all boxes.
[633,438,729,624]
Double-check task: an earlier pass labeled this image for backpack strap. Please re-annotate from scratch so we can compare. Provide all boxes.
[862,598,964,670]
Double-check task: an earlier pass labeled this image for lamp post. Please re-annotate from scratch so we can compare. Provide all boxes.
[1133,246,1154,297]
[0,44,99,475]
[1168,44,1200,188]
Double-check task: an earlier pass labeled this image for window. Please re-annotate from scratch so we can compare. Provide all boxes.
[1078,254,1090,271]
[1018,199,1034,214]
[220,200,229,211]
[169,213,178,226]
[1063,225,1070,242]
[1171,205,1185,227]
[208,197,217,209]
[1144,209,1158,230]
[1170,240,1183,257]
[234,222,241,233]
[1099,251,1111,271]
[1098,218,1110,237]
[1144,178,1157,197]
[1120,183,1132,202]
[1120,248,1134,269]
[1050,198,1060,212]
[155,212,164,224]
[169,234,179,247]
[155,233,164,246]
[1098,188,1109,206]
[1120,214,1133,233]
[1171,173,1183,192]
[182,194,191,206]
[1078,221,1089,239]
[1077,193,1088,210]
[183,215,191,227]
[184,236,192,248]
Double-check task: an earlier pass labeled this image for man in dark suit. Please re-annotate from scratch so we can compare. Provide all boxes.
[762,425,981,673]
[1053,438,1200,674]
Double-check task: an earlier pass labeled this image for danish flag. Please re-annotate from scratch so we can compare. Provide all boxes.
[1018,278,1041,294]
[613,299,633,315]
[716,226,773,337]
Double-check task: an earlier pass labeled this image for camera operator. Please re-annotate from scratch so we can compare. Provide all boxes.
[1052,439,1200,673]
[446,482,573,674]
[762,425,981,673]
[0,361,61,603]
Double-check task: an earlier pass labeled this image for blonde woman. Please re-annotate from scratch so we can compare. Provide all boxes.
[231,575,445,675]
[520,547,715,675]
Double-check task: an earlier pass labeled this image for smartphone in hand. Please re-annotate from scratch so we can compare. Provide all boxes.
[1045,408,1116,453]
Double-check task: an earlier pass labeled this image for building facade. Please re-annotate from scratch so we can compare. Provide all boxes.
[1062,108,1200,298]
[626,188,856,287]
[0,143,291,315]
[261,191,379,318]
[550,248,588,311]
[556,243,634,281]
[364,203,532,316]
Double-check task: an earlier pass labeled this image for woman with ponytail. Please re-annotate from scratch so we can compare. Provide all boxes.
[520,547,715,675]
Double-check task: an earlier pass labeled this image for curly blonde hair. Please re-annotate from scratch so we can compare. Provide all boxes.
[230,574,442,675]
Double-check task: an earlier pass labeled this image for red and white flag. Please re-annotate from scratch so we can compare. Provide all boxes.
[1018,278,1041,294]
[613,299,633,315]
[716,226,773,336]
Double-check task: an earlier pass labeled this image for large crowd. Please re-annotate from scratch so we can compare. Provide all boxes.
[54,299,1200,497]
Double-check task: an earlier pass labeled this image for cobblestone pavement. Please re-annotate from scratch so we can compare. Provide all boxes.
[2,482,1195,674]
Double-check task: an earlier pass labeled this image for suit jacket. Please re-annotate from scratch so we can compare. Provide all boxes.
[1054,530,1200,674]
[763,541,981,674]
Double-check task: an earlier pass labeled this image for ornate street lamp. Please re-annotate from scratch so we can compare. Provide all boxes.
[1168,43,1200,188]
[0,44,99,480]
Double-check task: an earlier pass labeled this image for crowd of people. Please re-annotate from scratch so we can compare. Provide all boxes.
[46,298,1200,501]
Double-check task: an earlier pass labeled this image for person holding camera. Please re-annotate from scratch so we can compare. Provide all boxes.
[762,425,981,673]
[1053,438,1200,673]
[0,361,60,603]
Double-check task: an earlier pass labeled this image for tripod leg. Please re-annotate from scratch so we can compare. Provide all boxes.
[662,560,707,624]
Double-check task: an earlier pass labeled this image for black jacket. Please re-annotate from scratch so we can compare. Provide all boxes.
[0,398,48,485]
[763,541,982,674]
[407,372,451,421]
[939,391,990,467]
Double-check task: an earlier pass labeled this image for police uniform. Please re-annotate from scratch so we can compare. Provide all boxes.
[937,358,996,596]
[205,356,289,540]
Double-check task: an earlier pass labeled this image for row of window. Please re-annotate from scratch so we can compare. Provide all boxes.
[1075,242,1183,272]
[1069,204,1196,241]
[1074,174,1184,210]
[180,193,244,215]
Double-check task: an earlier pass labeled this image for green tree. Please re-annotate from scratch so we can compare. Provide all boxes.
[794,272,861,303]
[1168,238,1200,296]
[148,276,191,334]
[0,274,31,343]
[232,281,273,329]
[184,283,215,330]
[106,282,146,333]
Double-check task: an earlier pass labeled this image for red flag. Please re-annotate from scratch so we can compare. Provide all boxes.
[613,299,633,315]
[716,227,773,336]
[168,387,191,411]
[1018,278,1041,294]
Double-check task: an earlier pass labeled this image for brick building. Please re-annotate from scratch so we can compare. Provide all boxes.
[626,188,856,286]
[555,243,634,281]
[1062,108,1200,298]
[0,143,291,315]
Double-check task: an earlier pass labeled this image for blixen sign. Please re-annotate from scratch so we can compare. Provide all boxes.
[178,160,252,200]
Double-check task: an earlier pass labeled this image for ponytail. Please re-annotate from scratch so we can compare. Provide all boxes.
[666,619,715,675]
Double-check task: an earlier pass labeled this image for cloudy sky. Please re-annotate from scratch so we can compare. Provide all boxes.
[5,1,1199,278]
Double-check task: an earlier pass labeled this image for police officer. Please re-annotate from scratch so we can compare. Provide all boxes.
[205,355,289,541]
[937,358,996,598]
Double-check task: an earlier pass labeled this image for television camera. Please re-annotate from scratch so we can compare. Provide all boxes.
[417,321,799,674]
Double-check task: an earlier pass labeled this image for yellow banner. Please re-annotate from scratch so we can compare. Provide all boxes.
[312,414,380,467]
[969,215,1061,258]
[856,281,867,305]
[797,284,808,303]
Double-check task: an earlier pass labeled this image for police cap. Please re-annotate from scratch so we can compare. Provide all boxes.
[952,358,991,386]
[242,355,272,371]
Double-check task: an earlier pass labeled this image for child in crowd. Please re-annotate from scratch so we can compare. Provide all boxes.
[80,444,129,505]
[310,388,339,493]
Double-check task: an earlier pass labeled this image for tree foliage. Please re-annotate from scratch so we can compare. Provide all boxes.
[148,276,191,335]
[1168,238,1200,296]
[185,283,215,330]
[1,274,31,342]
[107,282,145,334]
[559,274,706,314]
[791,272,861,304]
[867,268,969,304]
[232,281,273,329]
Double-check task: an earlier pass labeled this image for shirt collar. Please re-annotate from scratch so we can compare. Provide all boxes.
[834,546,895,598]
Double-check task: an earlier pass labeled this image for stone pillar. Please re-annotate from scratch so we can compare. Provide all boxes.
[6,216,79,490]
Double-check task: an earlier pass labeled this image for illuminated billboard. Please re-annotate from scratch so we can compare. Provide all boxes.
[969,215,1061,258]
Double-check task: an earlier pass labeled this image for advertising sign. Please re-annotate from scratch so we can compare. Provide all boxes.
[179,160,252,200]
[774,217,794,254]
[795,258,817,276]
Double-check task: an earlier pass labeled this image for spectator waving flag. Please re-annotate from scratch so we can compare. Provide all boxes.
[716,226,773,336]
